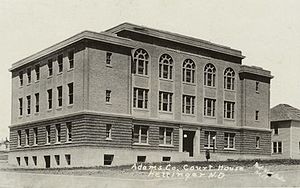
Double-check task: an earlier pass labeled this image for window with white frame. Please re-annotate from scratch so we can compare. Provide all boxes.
[159,91,172,112]
[182,95,195,114]
[26,95,31,115]
[106,52,112,65]
[19,71,23,86]
[133,125,149,144]
[273,141,282,154]
[132,49,149,75]
[46,125,51,144]
[17,130,21,147]
[68,83,73,105]
[47,89,52,109]
[33,128,38,145]
[35,64,40,81]
[224,133,235,149]
[159,127,173,145]
[57,86,63,107]
[18,98,23,116]
[66,122,72,142]
[224,101,235,119]
[182,59,195,83]
[204,131,216,149]
[27,67,31,84]
[106,124,112,139]
[106,90,111,103]
[256,136,260,149]
[25,129,29,146]
[55,124,61,143]
[68,50,74,69]
[133,88,148,109]
[159,54,173,80]
[204,63,216,87]
[224,68,235,90]
[204,98,216,117]
[58,54,63,73]
[48,59,53,76]
[35,93,39,113]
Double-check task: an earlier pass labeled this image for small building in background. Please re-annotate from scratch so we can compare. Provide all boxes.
[270,104,300,159]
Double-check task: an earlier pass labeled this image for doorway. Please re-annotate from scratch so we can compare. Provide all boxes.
[44,155,50,168]
[183,131,195,157]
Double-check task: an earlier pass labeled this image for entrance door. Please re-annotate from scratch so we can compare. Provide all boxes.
[183,131,195,157]
[44,156,50,168]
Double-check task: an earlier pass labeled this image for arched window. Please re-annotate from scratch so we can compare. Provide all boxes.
[132,49,149,75]
[224,68,235,90]
[204,63,216,87]
[159,54,173,80]
[182,59,195,83]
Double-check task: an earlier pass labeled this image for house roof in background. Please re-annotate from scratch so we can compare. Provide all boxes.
[271,104,300,122]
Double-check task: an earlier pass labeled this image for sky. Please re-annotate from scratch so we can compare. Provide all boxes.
[0,0,299,139]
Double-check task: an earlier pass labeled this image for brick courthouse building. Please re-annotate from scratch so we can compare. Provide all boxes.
[8,23,273,168]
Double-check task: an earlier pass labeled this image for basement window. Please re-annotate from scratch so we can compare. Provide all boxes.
[137,156,146,163]
[65,154,71,165]
[55,155,60,166]
[162,157,171,162]
[24,156,28,166]
[16,157,20,166]
[32,156,37,166]
[104,154,114,166]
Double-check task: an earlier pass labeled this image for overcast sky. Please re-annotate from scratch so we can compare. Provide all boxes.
[0,0,299,139]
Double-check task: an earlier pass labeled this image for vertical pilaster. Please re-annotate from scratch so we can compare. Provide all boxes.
[195,128,201,156]
[179,125,183,152]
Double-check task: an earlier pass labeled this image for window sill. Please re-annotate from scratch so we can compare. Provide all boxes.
[26,114,31,117]
[34,112,39,116]
[65,141,72,144]
[133,108,149,112]
[56,107,63,111]
[26,83,32,86]
[67,68,74,72]
[18,116,23,119]
[24,145,30,148]
[17,146,22,148]
[67,104,74,108]
[47,76,53,79]
[47,109,53,112]
[204,116,216,119]
[255,120,260,122]
[255,147,261,150]
[54,142,61,145]
[224,118,235,121]
[224,148,236,151]
[133,74,149,78]
[272,153,282,155]
[159,111,173,114]
[44,143,51,146]
[182,82,196,86]
[224,89,235,92]
[182,113,196,117]
[204,85,216,89]
[133,143,150,146]
[256,91,260,94]
[105,138,112,141]
[19,85,24,88]
[106,102,112,105]
[32,144,38,147]
[106,64,112,68]
[35,80,40,84]
[204,147,217,150]
[159,78,173,82]
[159,144,174,148]
[57,72,63,76]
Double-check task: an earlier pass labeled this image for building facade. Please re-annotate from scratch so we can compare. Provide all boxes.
[270,104,300,159]
[9,23,273,168]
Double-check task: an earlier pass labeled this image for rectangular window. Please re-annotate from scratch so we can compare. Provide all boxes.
[68,83,74,105]
[106,90,111,103]
[104,154,114,166]
[55,124,61,143]
[48,59,53,76]
[25,129,29,146]
[224,133,235,149]
[256,136,260,149]
[106,124,112,139]
[204,131,216,149]
[47,89,52,109]
[133,125,149,144]
[204,98,216,117]
[19,71,23,86]
[46,125,51,144]
[273,141,282,154]
[19,98,23,116]
[255,111,259,121]
[106,52,112,65]
[256,81,259,92]
[26,95,31,115]
[27,67,31,84]
[137,156,146,163]
[58,54,63,73]
[68,50,74,69]
[65,154,71,165]
[32,156,37,166]
[133,88,148,109]
[159,127,173,145]
[35,64,40,81]
[159,92,172,112]
[17,130,21,146]
[274,125,279,135]
[182,95,195,114]
[66,122,72,142]
[55,155,60,166]
[24,157,28,166]
[224,101,235,119]
[33,128,38,145]
[162,157,171,162]
[16,157,21,166]
[35,93,39,113]
[57,86,62,107]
